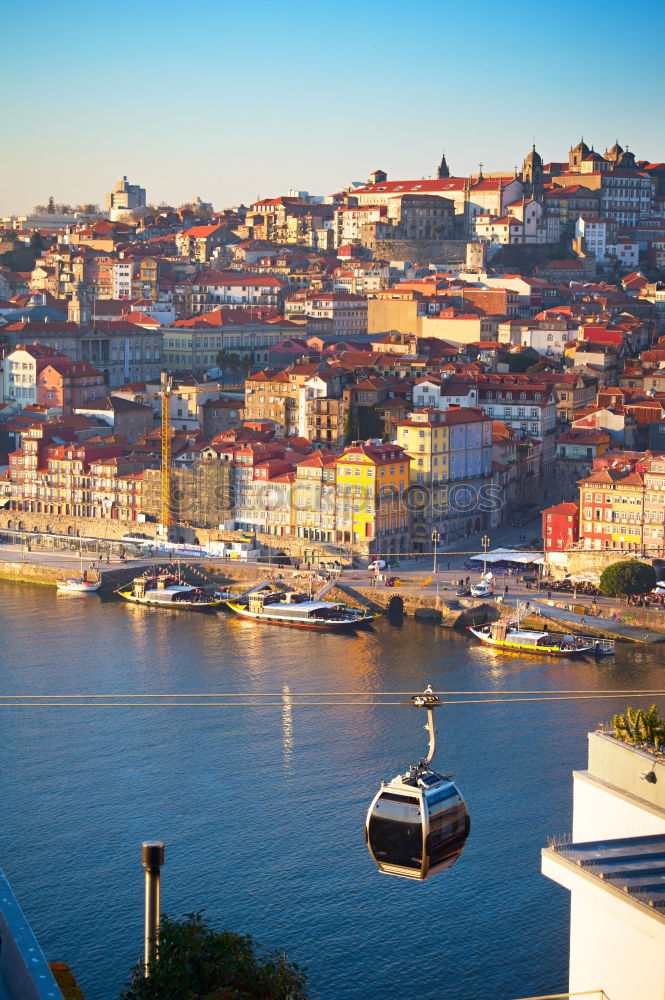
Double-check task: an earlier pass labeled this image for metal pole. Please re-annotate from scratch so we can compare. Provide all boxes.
[482,534,490,577]
[142,840,165,976]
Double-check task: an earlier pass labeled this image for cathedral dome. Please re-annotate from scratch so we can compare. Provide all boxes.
[524,143,542,166]
[571,139,590,159]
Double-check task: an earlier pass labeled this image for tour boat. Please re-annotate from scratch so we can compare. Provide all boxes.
[225,589,378,630]
[56,575,100,594]
[115,571,225,611]
[466,602,596,657]
[56,539,101,593]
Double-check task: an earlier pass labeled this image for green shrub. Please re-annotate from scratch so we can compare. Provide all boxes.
[120,911,308,1000]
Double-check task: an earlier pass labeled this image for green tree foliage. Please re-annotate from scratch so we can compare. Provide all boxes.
[0,238,39,272]
[612,704,665,752]
[599,559,657,597]
[344,409,360,444]
[499,348,541,373]
[216,351,250,385]
[357,405,385,440]
[120,911,308,1000]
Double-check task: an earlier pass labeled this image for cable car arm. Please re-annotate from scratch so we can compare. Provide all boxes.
[424,707,436,765]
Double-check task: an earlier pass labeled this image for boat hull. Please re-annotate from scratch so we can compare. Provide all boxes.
[56,580,100,593]
[226,601,374,630]
[467,627,593,656]
[117,593,222,611]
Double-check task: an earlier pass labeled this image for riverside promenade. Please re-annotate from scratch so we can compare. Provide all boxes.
[3,542,664,644]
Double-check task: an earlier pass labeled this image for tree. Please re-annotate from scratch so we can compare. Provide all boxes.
[30,231,45,252]
[599,559,657,597]
[357,405,385,440]
[75,203,101,216]
[120,911,308,1000]
[344,408,360,444]
[224,353,239,383]
[216,350,230,381]
[499,348,541,373]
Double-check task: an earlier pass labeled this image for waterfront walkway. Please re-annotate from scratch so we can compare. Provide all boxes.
[523,599,665,644]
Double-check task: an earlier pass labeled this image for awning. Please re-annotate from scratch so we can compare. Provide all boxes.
[470,548,544,565]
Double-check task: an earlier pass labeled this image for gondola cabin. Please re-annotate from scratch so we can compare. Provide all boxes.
[365,767,470,881]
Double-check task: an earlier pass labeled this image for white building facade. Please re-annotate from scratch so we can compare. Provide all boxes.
[542,729,665,1000]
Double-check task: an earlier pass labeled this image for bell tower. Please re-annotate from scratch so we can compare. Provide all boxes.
[67,283,92,326]
[436,151,450,180]
[521,144,543,199]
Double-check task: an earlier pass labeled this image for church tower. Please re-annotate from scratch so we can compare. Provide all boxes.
[521,144,544,199]
[436,151,450,180]
[67,283,92,326]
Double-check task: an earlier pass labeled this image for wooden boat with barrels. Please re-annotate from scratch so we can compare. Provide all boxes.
[225,589,378,630]
[466,602,596,657]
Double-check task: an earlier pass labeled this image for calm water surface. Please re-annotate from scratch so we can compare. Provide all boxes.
[1,580,664,1000]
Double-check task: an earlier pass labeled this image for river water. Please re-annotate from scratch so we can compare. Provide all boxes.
[1,580,663,1000]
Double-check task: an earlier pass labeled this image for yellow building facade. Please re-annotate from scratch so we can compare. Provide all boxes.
[334,441,410,555]
[397,411,450,547]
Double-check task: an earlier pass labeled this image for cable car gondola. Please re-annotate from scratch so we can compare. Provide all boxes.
[365,688,470,880]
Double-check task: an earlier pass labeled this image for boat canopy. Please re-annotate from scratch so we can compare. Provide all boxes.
[470,549,543,565]
[503,630,549,644]
[264,600,343,617]
[144,585,196,601]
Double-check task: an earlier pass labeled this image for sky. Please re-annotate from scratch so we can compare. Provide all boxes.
[2,0,665,218]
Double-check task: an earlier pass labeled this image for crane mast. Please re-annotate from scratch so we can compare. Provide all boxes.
[136,372,213,536]
[160,376,172,529]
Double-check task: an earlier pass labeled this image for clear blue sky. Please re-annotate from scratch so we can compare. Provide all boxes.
[2,0,664,217]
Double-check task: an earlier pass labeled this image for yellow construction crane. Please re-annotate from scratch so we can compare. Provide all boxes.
[136,372,175,530]
[136,373,220,533]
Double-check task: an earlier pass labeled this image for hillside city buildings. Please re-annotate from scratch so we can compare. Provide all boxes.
[1,138,664,563]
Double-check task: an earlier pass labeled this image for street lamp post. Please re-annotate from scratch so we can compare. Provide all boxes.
[481,534,490,577]
[431,529,441,602]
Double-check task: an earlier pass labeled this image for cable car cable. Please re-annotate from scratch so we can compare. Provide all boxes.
[1,692,665,708]
[0,688,663,699]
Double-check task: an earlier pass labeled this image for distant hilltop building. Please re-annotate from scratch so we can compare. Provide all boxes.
[105,175,146,220]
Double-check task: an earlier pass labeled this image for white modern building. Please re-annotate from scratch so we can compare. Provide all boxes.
[497,321,572,356]
[542,728,665,1000]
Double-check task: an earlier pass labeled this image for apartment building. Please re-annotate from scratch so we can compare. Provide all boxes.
[334,441,410,555]
[397,407,493,547]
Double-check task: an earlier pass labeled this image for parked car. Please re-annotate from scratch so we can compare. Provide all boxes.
[456,586,471,597]
[368,559,387,571]
[471,580,494,598]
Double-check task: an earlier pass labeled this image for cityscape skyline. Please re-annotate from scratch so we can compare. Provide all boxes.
[2,0,665,217]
